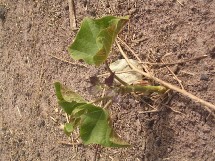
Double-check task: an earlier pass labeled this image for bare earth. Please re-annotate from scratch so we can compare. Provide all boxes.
[1,1,215,161]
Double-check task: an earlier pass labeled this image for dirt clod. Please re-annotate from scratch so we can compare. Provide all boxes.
[209,47,215,59]
[200,73,209,81]
[0,5,6,20]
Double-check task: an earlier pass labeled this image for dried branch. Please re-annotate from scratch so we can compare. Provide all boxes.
[68,0,77,30]
[140,55,208,67]
[116,40,215,114]
[48,53,87,68]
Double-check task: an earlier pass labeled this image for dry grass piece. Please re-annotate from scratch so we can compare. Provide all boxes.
[68,0,77,30]
[48,53,87,68]
[140,55,208,67]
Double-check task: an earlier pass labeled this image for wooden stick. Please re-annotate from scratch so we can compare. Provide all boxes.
[161,59,184,90]
[117,37,150,74]
[68,0,77,30]
[177,0,184,6]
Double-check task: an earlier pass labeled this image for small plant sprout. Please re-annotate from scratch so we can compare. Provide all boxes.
[55,15,169,147]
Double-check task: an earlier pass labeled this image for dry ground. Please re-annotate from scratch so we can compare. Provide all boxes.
[1,0,215,161]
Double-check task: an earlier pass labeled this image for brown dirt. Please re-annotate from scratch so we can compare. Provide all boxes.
[1,0,215,161]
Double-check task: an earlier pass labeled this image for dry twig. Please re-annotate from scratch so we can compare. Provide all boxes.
[58,141,80,146]
[177,0,184,6]
[48,53,87,68]
[97,69,135,77]
[116,40,215,114]
[140,55,208,67]
[161,59,184,90]
[68,0,77,30]
[34,60,45,108]
[117,37,150,74]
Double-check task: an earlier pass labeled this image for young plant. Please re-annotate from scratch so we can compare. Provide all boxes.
[55,82,129,147]
[55,16,167,147]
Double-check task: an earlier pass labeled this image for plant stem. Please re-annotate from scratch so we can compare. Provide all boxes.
[118,85,167,94]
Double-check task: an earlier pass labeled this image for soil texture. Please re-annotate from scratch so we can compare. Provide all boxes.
[1,0,215,161]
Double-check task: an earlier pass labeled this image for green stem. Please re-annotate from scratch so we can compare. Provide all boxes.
[118,85,167,94]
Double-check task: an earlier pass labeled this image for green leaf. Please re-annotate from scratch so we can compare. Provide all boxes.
[54,82,86,115]
[58,101,85,115]
[54,82,86,103]
[54,82,130,147]
[77,104,130,147]
[64,123,74,136]
[68,16,129,66]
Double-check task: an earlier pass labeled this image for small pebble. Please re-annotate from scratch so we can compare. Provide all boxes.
[200,73,209,81]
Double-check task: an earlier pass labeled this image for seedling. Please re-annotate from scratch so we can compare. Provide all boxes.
[54,16,167,147]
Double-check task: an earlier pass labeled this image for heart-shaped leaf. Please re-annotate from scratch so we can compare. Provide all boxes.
[55,82,86,115]
[68,16,129,66]
[54,82,130,147]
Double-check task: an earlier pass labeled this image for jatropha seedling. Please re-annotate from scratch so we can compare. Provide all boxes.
[54,16,167,147]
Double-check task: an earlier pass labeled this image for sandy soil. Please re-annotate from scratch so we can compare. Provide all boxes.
[1,0,215,161]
